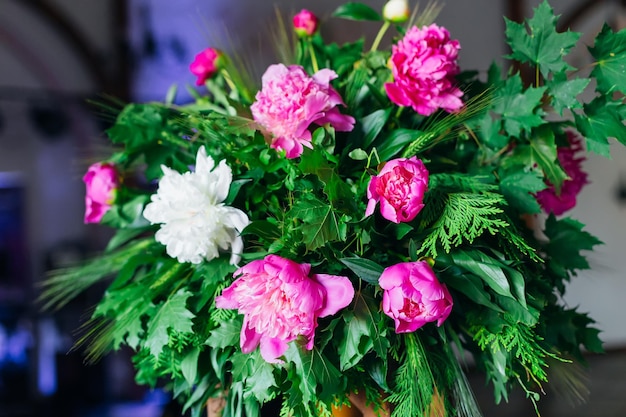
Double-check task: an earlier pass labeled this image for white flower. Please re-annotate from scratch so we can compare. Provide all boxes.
[383,0,410,23]
[143,146,250,265]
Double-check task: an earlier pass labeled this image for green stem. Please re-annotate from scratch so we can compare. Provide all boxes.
[308,40,319,73]
[370,21,391,52]
[535,65,540,88]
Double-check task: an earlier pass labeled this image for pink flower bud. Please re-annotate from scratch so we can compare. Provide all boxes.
[83,162,119,224]
[379,261,453,333]
[365,157,429,223]
[293,9,319,37]
[189,47,225,86]
[383,0,410,23]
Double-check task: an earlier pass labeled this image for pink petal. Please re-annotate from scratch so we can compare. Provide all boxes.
[259,336,289,363]
[240,320,262,354]
[314,274,355,317]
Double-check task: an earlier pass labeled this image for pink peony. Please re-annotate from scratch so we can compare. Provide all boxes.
[250,64,355,159]
[536,131,589,215]
[83,162,119,224]
[365,157,429,223]
[379,261,453,333]
[215,254,354,363]
[385,24,463,116]
[190,47,224,86]
[293,9,319,37]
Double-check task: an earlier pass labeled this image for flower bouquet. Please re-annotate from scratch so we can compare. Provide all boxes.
[42,1,626,416]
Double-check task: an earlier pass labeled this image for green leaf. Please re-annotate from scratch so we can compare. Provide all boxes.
[332,3,382,21]
[241,220,281,241]
[375,128,422,161]
[589,24,626,95]
[106,103,166,150]
[529,128,568,191]
[493,74,547,137]
[244,352,277,402]
[543,215,602,276]
[499,168,546,214]
[575,97,626,157]
[145,289,196,358]
[446,250,514,300]
[339,310,374,370]
[299,149,354,207]
[225,179,251,205]
[165,84,178,105]
[338,292,388,370]
[360,108,392,149]
[504,0,580,77]
[181,347,200,386]
[206,318,242,349]
[339,257,384,284]
[93,281,155,350]
[438,262,503,313]
[105,226,152,252]
[289,196,345,251]
[477,113,509,150]
[229,350,276,403]
[547,75,590,116]
[101,194,151,229]
[283,344,316,404]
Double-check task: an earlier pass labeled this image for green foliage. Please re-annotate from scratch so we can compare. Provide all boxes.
[499,168,546,214]
[418,174,509,256]
[575,97,626,157]
[543,215,603,279]
[332,3,382,21]
[589,24,626,95]
[492,74,546,137]
[386,334,439,417]
[289,195,347,251]
[505,0,580,77]
[472,321,564,411]
[145,289,196,358]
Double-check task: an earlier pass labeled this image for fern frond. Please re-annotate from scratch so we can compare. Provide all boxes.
[419,192,508,257]
[471,321,567,410]
[386,333,440,417]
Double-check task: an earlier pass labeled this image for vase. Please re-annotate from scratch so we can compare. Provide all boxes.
[331,392,391,417]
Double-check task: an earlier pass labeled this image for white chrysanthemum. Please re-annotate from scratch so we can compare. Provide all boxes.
[143,146,250,265]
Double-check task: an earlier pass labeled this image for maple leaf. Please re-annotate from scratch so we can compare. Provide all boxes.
[289,196,346,251]
[505,0,580,77]
[499,168,546,214]
[575,97,626,158]
[145,289,196,358]
[543,215,602,276]
[493,74,547,137]
[547,74,590,116]
[589,24,626,95]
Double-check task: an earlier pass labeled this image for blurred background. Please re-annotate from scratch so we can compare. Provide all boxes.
[0,0,624,416]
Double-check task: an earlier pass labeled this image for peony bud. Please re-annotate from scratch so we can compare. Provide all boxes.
[293,9,319,38]
[83,162,119,224]
[383,0,410,23]
[379,261,453,333]
[189,47,226,86]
